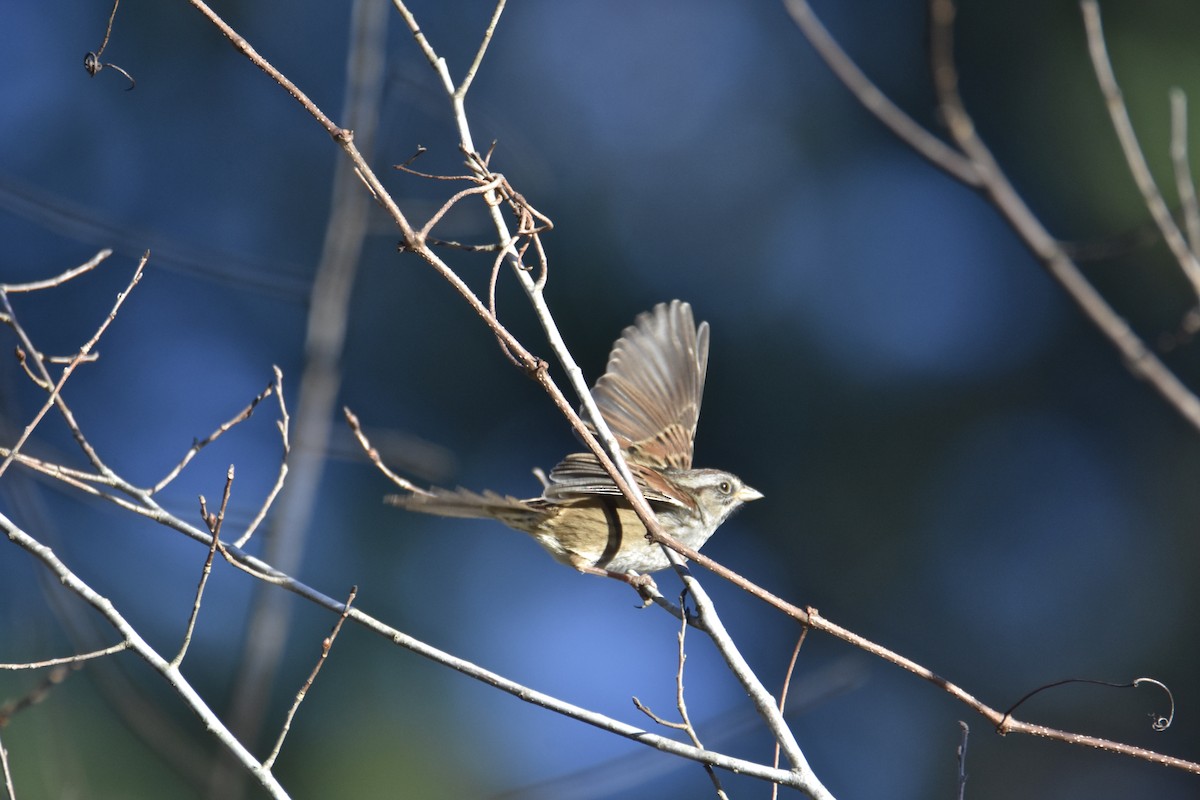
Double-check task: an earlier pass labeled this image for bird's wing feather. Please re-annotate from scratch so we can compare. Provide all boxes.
[587,300,709,470]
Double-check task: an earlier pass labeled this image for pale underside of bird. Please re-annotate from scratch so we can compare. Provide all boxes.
[388,300,761,579]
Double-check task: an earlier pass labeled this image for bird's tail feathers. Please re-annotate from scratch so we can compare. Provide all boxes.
[386,487,542,527]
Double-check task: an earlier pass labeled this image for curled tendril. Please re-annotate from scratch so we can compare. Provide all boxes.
[1001,676,1175,733]
[1133,678,1174,731]
[84,0,136,91]
[84,53,136,91]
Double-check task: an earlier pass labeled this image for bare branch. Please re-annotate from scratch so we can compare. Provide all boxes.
[1082,0,1200,300]
[0,642,129,670]
[0,728,14,800]
[0,252,148,481]
[781,0,979,186]
[263,586,357,770]
[956,722,970,800]
[772,627,810,800]
[0,249,112,293]
[343,407,433,495]
[233,365,290,548]
[1169,89,1200,256]
[0,512,291,798]
[172,466,233,668]
[669,548,831,800]
[150,378,277,495]
[919,0,1200,434]
[456,0,505,100]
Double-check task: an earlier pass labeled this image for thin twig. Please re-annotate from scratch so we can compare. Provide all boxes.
[173,466,233,668]
[922,0,1200,434]
[84,0,135,90]
[0,512,290,798]
[1169,89,1200,256]
[781,0,979,186]
[0,728,14,800]
[772,627,809,800]
[94,0,120,58]
[187,0,340,135]
[150,380,276,495]
[416,175,505,242]
[956,721,970,800]
[343,407,433,495]
[666,547,831,800]
[1082,0,1200,300]
[1000,676,1175,732]
[631,593,727,799]
[165,0,1200,780]
[209,6,390,792]
[0,642,129,670]
[456,0,505,100]
[263,586,358,770]
[0,252,148,481]
[672,594,728,799]
[233,365,290,548]
[0,249,112,293]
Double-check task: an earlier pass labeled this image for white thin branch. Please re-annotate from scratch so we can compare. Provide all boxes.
[668,550,834,800]
[0,249,112,293]
[0,511,290,799]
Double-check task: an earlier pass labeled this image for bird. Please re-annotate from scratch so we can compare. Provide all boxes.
[387,300,761,581]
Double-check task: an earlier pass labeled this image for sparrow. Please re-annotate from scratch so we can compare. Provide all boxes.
[387,300,761,580]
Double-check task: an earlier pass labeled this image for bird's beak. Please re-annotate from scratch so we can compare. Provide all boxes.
[737,485,764,502]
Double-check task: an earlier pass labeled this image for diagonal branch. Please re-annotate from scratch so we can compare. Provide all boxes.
[1081,0,1200,300]
[781,0,980,186]
[0,511,291,799]
[0,252,147,481]
[921,0,1200,434]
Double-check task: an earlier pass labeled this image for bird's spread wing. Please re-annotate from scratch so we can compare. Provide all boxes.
[587,300,709,470]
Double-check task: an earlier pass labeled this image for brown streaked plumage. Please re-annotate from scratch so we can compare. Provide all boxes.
[387,301,761,578]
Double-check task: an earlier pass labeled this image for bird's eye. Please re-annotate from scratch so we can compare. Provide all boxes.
[718,480,733,494]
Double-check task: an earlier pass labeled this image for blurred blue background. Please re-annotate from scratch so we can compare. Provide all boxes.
[2,1,1200,798]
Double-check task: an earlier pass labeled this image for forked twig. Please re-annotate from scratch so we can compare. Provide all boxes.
[630,593,721,797]
[781,0,978,186]
[233,365,290,548]
[0,252,148,481]
[165,0,1200,785]
[0,512,289,798]
[921,0,1200,436]
[173,466,234,668]
[457,0,506,100]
